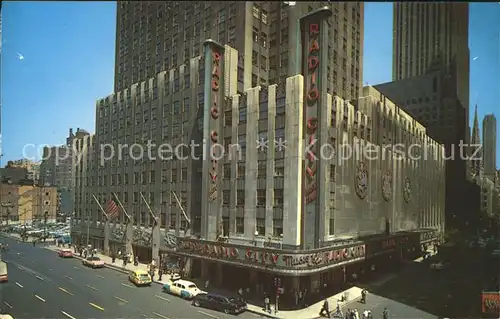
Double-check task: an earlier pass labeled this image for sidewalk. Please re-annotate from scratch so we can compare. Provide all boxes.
[42,243,363,319]
[3,231,438,319]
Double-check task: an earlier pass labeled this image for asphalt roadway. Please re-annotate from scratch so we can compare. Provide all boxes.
[0,236,262,319]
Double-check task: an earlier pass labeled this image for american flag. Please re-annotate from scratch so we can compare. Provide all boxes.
[104,198,120,219]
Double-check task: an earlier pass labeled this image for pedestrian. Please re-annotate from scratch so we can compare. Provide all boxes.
[345,309,351,319]
[84,250,88,259]
[319,297,331,318]
[382,307,389,319]
[149,268,155,281]
[118,250,122,257]
[134,256,139,266]
[205,279,210,290]
[354,309,360,319]
[363,309,369,319]
[32,240,36,247]
[361,289,367,304]
[158,268,163,281]
[264,295,271,313]
[79,248,83,257]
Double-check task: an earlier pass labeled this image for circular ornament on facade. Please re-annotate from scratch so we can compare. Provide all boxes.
[355,161,368,199]
[381,171,393,202]
[403,177,412,203]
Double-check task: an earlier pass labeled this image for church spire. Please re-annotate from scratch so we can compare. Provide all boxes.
[471,104,480,145]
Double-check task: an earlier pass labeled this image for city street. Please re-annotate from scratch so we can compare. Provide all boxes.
[0,236,262,319]
[363,252,486,318]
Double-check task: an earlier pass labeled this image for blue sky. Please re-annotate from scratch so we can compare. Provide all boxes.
[2,2,499,168]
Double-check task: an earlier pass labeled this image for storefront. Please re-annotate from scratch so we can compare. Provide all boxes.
[174,238,366,308]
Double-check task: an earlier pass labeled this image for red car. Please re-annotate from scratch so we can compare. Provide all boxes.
[58,249,73,258]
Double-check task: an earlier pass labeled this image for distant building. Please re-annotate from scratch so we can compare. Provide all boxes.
[0,182,58,225]
[483,114,497,178]
[39,128,90,217]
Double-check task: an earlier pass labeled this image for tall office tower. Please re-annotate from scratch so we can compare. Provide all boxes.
[114,1,363,102]
[393,3,469,116]
[483,114,497,177]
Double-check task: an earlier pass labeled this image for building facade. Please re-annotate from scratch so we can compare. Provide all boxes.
[40,128,90,217]
[483,114,497,178]
[114,1,363,103]
[392,2,469,117]
[72,32,445,303]
[0,182,58,225]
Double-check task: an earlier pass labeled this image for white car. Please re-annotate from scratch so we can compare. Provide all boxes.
[162,279,203,299]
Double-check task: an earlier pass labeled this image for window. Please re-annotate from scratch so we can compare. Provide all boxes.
[171,169,177,182]
[181,167,188,181]
[223,190,230,206]
[236,217,244,233]
[258,161,266,177]
[257,190,266,206]
[150,170,155,183]
[237,163,245,178]
[223,164,231,179]
[170,216,176,229]
[273,219,283,237]
[237,190,244,206]
[133,192,139,203]
[274,189,283,206]
[330,164,336,181]
[256,218,265,235]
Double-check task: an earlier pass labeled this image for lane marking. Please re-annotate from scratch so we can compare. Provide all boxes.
[3,301,12,309]
[48,268,53,272]
[197,311,219,319]
[61,311,76,319]
[73,266,80,269]
[96,274,105,279]
[59,287,74,296]
[89,302,105,311]
[114,296,129,303]
[64,275,73,280]
[155,294,170,302]
[86,285,98,291]
[17,266,22,270]
[121,283,134,288]
[141,315,148,318]
[36,275,44,281]
[15,282,23,288]
[152,312,169,319]
[35,294,46,302]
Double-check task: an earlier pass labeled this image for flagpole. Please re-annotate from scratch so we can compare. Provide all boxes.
[112,192,131,220]
[92,194,110,255]
[140,192,158,222]
[140,192,160,266]
[112,192,133,257]
[92,194,109,219]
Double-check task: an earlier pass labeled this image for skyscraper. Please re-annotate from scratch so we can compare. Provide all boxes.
[114,1,363,102]
[483,114,497,177]
[393,3,469,114]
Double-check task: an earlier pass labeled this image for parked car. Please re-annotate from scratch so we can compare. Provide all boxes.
[82,256,105,268]
[192,293,247,314]
[57,249,73,258]
[129,270,152,286]
[162,279,203,299]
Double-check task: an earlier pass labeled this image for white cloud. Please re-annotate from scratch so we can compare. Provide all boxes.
[16,52,24,60]
[473,56,479,61]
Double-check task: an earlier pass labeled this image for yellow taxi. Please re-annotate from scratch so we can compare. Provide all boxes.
[128,269,152,286]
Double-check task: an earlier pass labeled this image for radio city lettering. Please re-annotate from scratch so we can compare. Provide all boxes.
[181,241,238,259]
[282,245,365,268]
[304,22,321,204]
[482,292,500,313]
[381,236,409,250]
[420,231,438,242]
[245,249,280,265]
[209,50,221,201]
